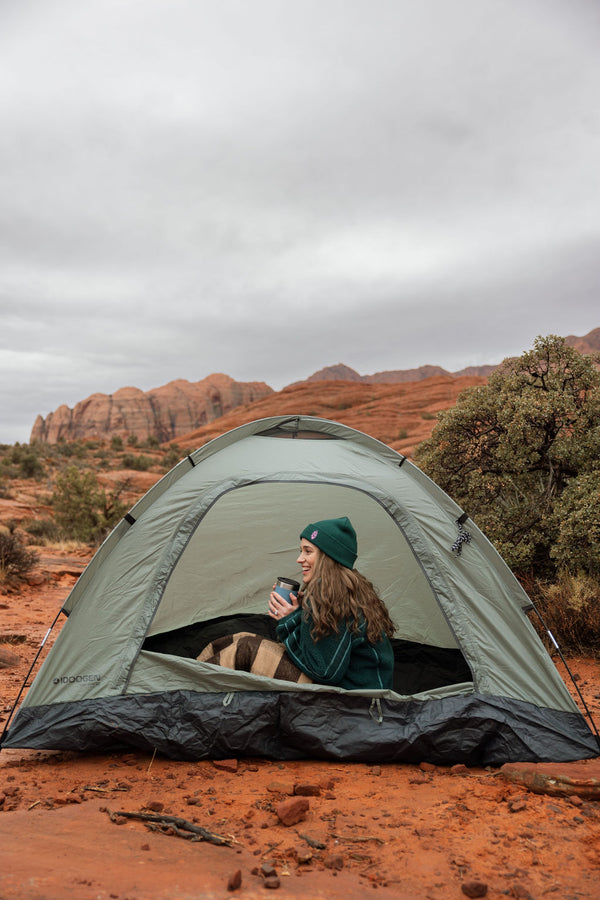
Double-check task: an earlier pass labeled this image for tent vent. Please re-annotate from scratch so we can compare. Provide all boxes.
[258,426,336,440]
[124,514,136,526]
[398,457,406,467]
[187,455,196,467]
[451,517,472,555]
[223,692,234,707]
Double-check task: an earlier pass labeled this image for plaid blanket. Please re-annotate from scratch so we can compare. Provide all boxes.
[197,632,312,684]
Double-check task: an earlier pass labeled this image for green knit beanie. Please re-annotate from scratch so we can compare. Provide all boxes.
[300,516,358,569]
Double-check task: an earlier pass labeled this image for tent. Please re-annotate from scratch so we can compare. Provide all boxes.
[2,415,598,764]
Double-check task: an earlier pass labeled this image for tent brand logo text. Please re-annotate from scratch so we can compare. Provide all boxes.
[53,674,101,685]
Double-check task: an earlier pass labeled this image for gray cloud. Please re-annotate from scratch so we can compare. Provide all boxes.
[1,0,599,443]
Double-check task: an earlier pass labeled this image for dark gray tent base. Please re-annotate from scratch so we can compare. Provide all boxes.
[4,689,598,765]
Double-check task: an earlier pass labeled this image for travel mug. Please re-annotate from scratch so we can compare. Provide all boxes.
[274,576,300,604]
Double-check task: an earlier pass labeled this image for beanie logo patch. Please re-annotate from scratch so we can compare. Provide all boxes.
[311,530,318,540]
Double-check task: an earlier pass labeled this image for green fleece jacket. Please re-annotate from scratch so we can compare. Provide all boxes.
[275,605,394,690]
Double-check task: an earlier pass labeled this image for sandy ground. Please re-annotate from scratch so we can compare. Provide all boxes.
[1,550,600,900]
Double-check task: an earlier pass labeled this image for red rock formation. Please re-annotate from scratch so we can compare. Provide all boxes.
[306,362,498,384]
[305,364,363,382]
[565,327,600,355]
[176,374,488,459]
[30,374,273,444]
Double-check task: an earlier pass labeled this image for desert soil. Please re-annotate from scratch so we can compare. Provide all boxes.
[1,549,600,900]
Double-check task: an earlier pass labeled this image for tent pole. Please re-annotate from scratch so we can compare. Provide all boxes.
[528,603,600,745]
[0,608,63,751]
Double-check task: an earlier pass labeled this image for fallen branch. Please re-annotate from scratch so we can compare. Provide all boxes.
[297,832,327,850]
[332,833,385,845]
[106,810,232,846]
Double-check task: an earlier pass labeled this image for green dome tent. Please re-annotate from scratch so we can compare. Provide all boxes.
[2,415,598,764]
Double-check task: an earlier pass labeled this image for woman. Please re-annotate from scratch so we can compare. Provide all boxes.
[269,517,395,690]
[198,516,395,691]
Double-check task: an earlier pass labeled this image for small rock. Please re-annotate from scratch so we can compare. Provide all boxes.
[324,854,344,870]
[267,781,295,795]
[26,573,46,587]
[264,876,280,889]
[146,800,164,813]
[408,775,429,785]
[461,881,488,898]
[294,783,321,796]
[141,844,150,851]
[227,869,242,891]
[419,762,437,772]
[276,797,309,826]
[213,759,238,772]
[369,765,382,776]
[261,864,277,878]
[451,764,469,774]
[511,884,535,900]
[508,800,528,813]
[0,647,21,669]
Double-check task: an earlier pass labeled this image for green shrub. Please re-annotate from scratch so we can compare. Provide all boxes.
[0,531,38,583]
[3,444,45,479]
[111,435,124,451]
[162,448,181,470]
[550,470,600,577]
[415,335,600,579]
[121,453,153,472]
[24,517,61,544]
[51,465,128,543]
[54,440,88,459]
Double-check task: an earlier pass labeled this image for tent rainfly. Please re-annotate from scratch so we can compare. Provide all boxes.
[2,415,598,765]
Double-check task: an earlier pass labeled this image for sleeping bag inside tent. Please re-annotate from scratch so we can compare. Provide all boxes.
[2,415,598,764]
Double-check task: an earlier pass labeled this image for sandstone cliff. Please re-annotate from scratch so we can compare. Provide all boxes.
[30,374,273,444]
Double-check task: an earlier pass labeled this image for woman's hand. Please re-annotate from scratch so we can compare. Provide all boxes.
[268,587,299,621]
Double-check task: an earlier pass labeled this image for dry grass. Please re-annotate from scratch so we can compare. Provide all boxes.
[531,572,600,656]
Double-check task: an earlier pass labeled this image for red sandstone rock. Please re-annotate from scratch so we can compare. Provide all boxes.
[146,800,164,812]
[293,783,321,796]
[276,797,309,826]
[226,869,242,891]
[0,646,21,669]
[212,759,238,773]
[461,882,488,898]
[267,781,295,795]
[30,374,273,444]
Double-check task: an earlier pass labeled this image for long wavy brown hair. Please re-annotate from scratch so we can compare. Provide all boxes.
[301,550,395,643]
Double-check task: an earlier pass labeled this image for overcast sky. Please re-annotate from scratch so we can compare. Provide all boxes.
[1,0,599,444]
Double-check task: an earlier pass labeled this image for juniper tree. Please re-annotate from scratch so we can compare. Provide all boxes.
[414,335,600,577]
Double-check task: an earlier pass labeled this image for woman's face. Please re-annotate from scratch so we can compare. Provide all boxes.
[297,539,319,583]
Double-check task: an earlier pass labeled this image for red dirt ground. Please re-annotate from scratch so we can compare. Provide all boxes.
[1,550,600,900]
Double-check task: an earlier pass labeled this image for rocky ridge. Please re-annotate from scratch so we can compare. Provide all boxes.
[29,328,600,445]
[30,374,273,445]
